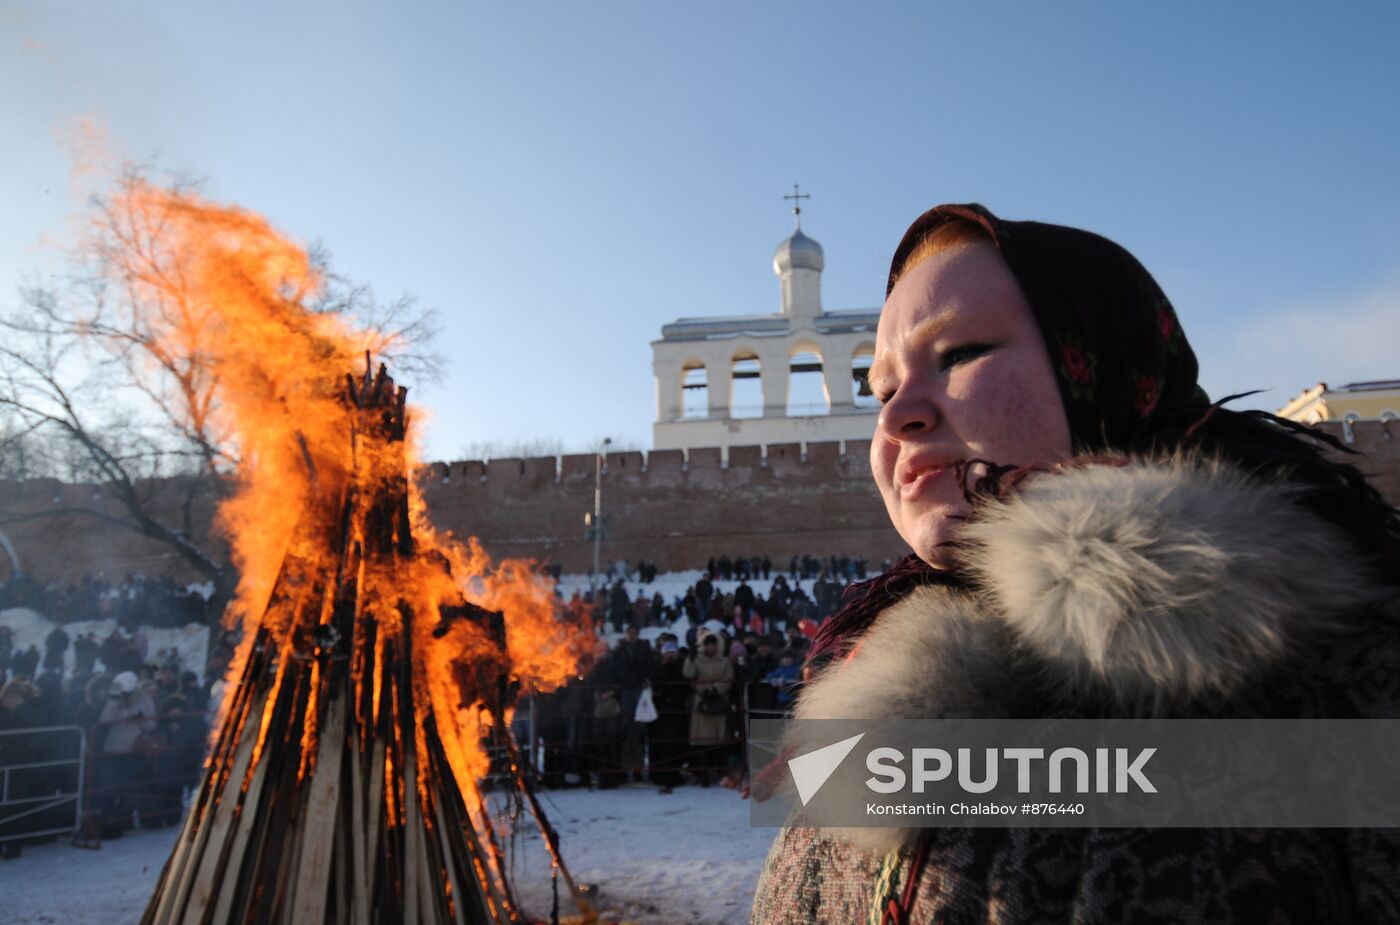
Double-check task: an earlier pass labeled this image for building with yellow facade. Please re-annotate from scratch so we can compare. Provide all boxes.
[1276,380,1400,426]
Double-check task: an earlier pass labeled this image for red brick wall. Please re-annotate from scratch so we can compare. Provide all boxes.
[417,439,907,573]
[2,421,1396,583]
[0,475,226,583]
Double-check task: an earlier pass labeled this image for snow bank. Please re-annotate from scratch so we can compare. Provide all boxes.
[554,568,811,608]
[0,608,210,682]
[0,567,825,684]
[554,569,834,644]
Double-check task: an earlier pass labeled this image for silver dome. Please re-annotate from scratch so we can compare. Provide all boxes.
[772,228,825,275]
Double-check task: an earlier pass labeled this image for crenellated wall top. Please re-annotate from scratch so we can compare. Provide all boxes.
[425,439,877,487]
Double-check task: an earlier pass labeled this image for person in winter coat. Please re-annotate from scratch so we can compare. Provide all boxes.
[734,580,756,616]
[93,669,158,835]
[683,631,734,786]
[613,625,654,782]
[695,574,714,613]
[650,640,690,793]
[10,644,39,681]
[583,641,625,789]
[42,626,69,674]
[751,203,1400,924]
[72,632,99,677]
[760,651,802,708]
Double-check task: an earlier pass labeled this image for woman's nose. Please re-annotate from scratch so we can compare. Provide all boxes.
[877,384,940,439]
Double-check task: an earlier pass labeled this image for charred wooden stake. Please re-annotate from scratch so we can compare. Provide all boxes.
[142,363,535,925]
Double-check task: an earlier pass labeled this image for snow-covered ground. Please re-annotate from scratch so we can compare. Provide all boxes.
[502,784,776,924]
[0,784,777,925]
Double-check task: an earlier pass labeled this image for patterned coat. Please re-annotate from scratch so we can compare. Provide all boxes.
[752,457,1400,924]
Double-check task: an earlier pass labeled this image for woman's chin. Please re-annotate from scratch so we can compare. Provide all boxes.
[915,546,959,570]
[905,530,961,570]
[898,514,966,570]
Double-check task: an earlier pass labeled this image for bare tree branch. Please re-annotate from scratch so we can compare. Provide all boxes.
[0,164,441,610]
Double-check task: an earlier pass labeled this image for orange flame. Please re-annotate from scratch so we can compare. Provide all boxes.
[94,175,591,801]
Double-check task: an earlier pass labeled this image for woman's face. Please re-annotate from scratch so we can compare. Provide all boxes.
[869,243,1071,567]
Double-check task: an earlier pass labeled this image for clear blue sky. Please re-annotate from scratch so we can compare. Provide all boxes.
[4,2,1398,462]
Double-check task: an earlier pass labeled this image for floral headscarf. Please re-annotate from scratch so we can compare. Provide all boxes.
[884,203,1209,453]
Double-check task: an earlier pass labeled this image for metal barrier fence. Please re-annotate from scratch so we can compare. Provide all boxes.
[0,724,85,844]
[82,711,208,838]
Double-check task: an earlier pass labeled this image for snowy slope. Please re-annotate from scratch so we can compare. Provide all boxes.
[555,568,838,645]
[0,607,211,681]
[0,569,821,685]
[0,785,778,925]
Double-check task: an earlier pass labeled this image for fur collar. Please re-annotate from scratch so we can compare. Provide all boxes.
[794,456,1388,724]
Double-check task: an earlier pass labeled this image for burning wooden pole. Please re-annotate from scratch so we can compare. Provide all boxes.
[142,361,524,925]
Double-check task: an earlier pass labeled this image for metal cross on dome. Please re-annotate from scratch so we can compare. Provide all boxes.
[784,183,810,227]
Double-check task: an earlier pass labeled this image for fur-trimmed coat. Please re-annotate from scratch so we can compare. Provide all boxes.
[751,457,1400,924]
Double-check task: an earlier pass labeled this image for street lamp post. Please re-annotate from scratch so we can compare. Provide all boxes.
[589,437,612,598]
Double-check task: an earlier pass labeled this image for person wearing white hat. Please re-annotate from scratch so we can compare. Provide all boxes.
[99,670,157,754]
[94,669,158,836]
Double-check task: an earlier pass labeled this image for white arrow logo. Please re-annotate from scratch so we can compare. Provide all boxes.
[787,733,866,806]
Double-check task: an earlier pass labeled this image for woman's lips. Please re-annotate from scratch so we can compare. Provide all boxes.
[900,465,954,501]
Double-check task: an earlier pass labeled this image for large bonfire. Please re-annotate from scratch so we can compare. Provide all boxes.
[92,178,591,923]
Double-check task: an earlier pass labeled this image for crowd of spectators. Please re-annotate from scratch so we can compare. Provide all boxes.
[0,554,881,854]
[0,575,221,858]
[558,553,883,636]
[0,574,211,628]
[527,554,886,795]
[531,618,814,794]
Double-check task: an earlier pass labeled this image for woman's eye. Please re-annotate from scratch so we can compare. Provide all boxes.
[939,343,993,371]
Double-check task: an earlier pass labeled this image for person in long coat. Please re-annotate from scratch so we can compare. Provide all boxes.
[583,641,624,789]
[682,631,734,785]
[649,640,690,792]
[751,204,1400,924]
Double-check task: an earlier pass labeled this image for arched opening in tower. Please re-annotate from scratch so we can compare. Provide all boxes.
[852,344,878,409]
[681,362,708,419]
[787,348,829,417]
[731,352,763,418]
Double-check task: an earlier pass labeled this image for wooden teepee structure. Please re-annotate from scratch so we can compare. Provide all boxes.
[142,362,525,925]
